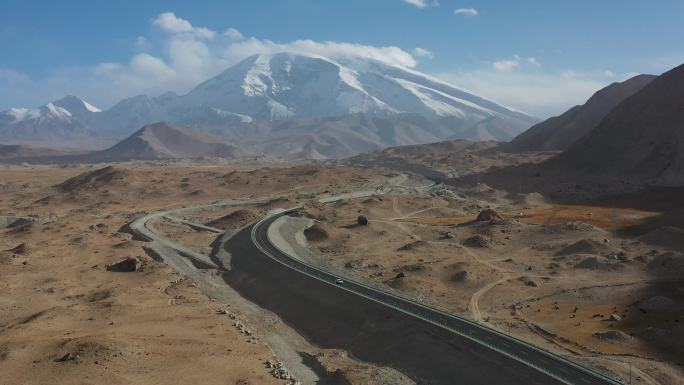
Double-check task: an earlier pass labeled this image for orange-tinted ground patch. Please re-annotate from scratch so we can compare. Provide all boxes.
[404,204,660,231]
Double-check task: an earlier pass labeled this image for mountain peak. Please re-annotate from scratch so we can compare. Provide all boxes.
[184,51,532,123]
[53,95,102,113]
[1,51,537,152]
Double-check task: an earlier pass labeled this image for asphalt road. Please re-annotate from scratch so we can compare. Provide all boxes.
[252,208,625,385]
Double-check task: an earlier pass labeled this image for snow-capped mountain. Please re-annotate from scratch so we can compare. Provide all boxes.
[179,52,531,123]
[0,97,97,140]
[0,52,537,157]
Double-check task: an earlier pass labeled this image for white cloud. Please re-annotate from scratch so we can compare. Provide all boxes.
[0,11,615,120]
[152,12,216,39]
[438,69,609,117]
[0,12,419,109]
[454,8,478,16]
[0,67,32,85]
[493,59,520,71]
[412,47,434,59]
[223,38,417,68]
[604,70,615,77]
[492,55,541,71]
[224,27,244,40]
[403,0,439,8]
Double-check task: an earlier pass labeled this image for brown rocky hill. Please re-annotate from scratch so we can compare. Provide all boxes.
[548,63,684,185]
[509,74,656,151]
[54,166,132,193]
[90,122,245,161]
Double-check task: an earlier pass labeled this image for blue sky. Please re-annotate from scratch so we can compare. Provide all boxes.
[1,0,683,117]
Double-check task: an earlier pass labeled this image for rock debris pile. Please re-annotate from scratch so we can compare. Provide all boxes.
[265,360,300,384]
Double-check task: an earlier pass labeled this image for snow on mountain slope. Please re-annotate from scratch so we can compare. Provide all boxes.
[53,95,101,116]
[0,100,88,140]
[1,51,537,153]
[181,53,390,121]
[180,52,531,124]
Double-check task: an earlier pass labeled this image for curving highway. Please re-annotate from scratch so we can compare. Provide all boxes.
[128,177,625,385]
[251,208,625,385]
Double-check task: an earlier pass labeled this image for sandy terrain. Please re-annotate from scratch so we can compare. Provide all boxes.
[348,139,553,179]
[0,163,390,385]
[2,159,683,385]
[298,188,684,384]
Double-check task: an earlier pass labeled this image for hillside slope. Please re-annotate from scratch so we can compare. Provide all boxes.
[509,74,655,151]
[549,64,684,184]
[90,122,245,161]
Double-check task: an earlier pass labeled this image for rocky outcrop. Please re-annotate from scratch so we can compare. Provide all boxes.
[55,166,130,193]
[304,224,329,242]
[105,257,143,272]
[476,209,503,223]
[462,234,490,248]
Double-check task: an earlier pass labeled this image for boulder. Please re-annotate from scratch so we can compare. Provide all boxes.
[518,276,539,287]
[357,215,368,226]
[575,256,601,269]
[450,270,472,283]
[105,257,142,272]
[55,352,76,362]
[592,330,630,342]
[462,235,490,248]
[7,243,29,255]
[303,224,328,242]
[476,209,503,223]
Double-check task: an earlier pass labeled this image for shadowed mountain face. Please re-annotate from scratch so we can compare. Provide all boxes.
[548,64,684,184]
[509,74,656,151]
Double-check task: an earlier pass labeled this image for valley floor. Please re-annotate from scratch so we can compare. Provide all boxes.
[1,161,683,385]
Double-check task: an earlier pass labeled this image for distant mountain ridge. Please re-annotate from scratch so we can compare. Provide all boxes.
[549,63,684,184]
[509,74,656,151]
[0,98,89,140]
[0,52,537,159]
[474,62,684,194]
[0,122,247,164]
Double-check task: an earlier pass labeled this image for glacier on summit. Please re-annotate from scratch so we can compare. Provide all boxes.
[0,52,537,157]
